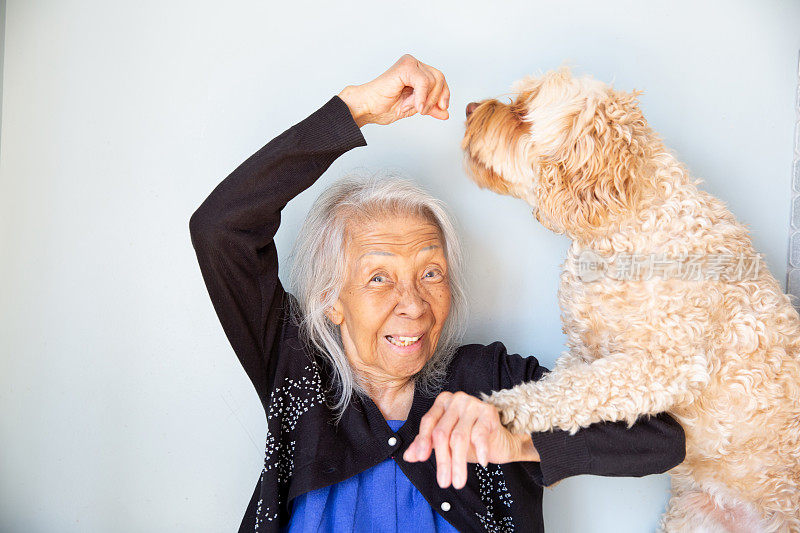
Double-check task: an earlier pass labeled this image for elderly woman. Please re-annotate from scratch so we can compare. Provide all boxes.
[189,54,685,533]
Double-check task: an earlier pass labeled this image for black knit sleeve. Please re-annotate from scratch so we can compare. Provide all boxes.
[188,96,366,408]
[487,342,686,487]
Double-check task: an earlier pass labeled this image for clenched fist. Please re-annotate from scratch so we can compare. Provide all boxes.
[338,54,450,127]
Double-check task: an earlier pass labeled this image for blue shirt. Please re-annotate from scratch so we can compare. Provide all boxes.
[283,420,460,532]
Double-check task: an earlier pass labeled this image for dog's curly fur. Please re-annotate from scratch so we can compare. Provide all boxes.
[462,67,800,532]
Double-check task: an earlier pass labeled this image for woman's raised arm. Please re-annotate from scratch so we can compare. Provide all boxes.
[188,54,450,409]
[189,97,367,408]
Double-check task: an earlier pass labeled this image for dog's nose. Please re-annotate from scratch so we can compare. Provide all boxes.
[466,102,479,119]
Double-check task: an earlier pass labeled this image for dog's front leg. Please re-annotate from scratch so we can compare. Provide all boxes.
[481,350,709,435]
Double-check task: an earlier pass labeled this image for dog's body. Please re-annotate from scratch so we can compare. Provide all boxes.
[461,68,800,532]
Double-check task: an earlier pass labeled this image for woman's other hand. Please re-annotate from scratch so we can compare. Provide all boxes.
[403,391,540,490]
[338,54,450,127]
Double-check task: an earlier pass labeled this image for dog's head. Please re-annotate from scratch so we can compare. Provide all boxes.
[461,66,655,237]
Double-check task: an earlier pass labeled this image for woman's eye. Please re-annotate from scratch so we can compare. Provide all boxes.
[370,275,386,283]
[424,270,441,279]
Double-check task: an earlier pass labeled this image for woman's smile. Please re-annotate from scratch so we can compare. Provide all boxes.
[384,332,425,351]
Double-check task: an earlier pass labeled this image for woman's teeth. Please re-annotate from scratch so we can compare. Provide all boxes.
[386,335,422,347]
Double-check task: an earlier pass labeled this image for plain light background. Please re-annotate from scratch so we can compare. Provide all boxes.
[2,1,799,531]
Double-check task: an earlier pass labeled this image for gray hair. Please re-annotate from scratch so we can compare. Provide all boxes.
[287,171,468,421]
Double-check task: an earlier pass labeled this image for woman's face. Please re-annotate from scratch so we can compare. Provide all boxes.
[326,213,451,387]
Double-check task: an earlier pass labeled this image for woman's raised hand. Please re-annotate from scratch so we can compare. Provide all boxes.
[403,391,540,490]
[338,54,450,127]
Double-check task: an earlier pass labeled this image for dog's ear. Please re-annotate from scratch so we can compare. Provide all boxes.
[533,87,652,237]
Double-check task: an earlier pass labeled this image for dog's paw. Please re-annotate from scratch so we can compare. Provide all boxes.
[481,388,553,434]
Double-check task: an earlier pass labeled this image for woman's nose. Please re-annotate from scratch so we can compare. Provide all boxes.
[395,285,426,319]
[466,102,479,119]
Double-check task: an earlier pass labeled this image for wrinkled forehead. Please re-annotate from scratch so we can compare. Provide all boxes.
[342,212,446,262]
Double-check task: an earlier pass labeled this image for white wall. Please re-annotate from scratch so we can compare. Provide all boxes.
[1,1,798,531]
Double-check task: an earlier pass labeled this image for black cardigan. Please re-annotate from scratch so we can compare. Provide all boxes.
[188,94,686,533]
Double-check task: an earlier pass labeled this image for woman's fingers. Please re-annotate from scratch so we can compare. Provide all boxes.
[440,84,450,112]
[400,59,449,120]
[424,81,441,115]
[422,70,443,114]
[399,65,433,116]
[449,397,480,489]
[431,394,462,488]
[405,394,447,462]
[404,391,481,489]
[431,83,450,120]
[403,392,515,489]
[345,54,450,125]
[419,64,449,120]
[470,412,492,468]
[353,54,449,124]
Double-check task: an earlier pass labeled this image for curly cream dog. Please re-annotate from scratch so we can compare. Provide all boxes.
[461,67,800,532]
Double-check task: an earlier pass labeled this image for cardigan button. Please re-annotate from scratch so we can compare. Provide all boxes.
[440,501,451,512]
[387,436,398,446]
